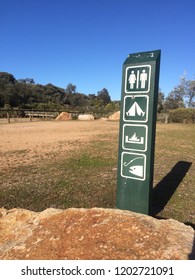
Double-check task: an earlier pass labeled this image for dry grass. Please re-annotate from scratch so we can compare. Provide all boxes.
[0,121,194,227]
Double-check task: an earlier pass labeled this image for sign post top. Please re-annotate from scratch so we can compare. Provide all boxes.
[124,50,161,65]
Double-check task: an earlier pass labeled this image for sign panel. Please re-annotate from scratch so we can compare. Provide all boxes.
[122,124,148,152]
[123,95,149,122]
[117,50,161,214]
[125,65,151,93]
[121,152,146,181]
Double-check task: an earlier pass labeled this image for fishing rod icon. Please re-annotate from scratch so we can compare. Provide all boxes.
[124,156,144,178]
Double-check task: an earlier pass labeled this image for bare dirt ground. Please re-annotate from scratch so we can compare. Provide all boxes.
[0,120,194,227]
[0,120,119,171]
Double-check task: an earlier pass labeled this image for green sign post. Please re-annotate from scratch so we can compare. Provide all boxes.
[116,50,161,214]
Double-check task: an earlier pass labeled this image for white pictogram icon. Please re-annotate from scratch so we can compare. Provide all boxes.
[140,69,148,89]
[125,65,151,93]
[124,157,143,178]
[121,152,146,180]
[125,132,144,144]
[128,71,136,89]
[126,101,145,117]
[122,124,148,152]
[123,95,149,123]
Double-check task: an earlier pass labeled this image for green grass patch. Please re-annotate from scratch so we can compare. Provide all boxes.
[0,123,194,227]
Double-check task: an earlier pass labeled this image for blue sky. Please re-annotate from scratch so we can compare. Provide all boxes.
[1,0,195,100]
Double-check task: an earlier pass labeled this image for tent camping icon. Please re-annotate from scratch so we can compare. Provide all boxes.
[126,101,145,117]
[123,95,149,123]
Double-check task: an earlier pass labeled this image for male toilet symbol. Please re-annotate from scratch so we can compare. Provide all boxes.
[140,69,147,89]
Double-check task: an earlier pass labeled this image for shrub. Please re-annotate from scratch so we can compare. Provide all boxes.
[169,108,195,123]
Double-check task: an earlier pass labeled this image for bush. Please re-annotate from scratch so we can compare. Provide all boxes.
[157,113,169,123]
[169,108,195,123]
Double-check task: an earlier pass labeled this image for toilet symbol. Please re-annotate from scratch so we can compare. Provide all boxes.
[128,71,136,89]
[125,65,151,93]
[140,69,148,89]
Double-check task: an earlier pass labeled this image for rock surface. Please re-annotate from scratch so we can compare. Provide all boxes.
[78,114,94,120]
[55,112,72,121]
[109,111,120,120]
[0,208,194,260]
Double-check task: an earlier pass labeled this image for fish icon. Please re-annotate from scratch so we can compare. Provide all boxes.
[129,165,143,177]
[122,153,146,181]
[123,156,145,179]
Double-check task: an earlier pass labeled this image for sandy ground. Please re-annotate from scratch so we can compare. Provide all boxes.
[0,120,119,171]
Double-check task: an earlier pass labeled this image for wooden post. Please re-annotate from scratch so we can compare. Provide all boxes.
[7,111,10,123]
[29,111,32,122]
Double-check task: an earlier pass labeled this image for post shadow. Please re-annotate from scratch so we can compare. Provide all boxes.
[151,161,192,215]
[151,160,194,260]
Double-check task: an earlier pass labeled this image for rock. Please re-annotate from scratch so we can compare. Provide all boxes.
[99,117,108,121]
[78,114,94,120]
[108,111,120,120]
[55,112,72,121]
[0,208,194,260]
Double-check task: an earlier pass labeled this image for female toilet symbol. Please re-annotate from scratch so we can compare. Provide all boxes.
[128,71,136,89]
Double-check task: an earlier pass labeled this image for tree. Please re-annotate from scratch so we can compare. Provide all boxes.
[0,72,16,107]
[180,74,195,108]
[65,83,76,94]
[97,88,111,105]
[0,72,16,84]
[157,89,165,113]
[18,78,35,84]
[164,86,185,111]
[63,83,77,106]
[0,72,115,111]
[188,80,195,108]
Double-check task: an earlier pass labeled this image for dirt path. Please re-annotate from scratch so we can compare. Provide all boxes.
[0,120,119,170]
